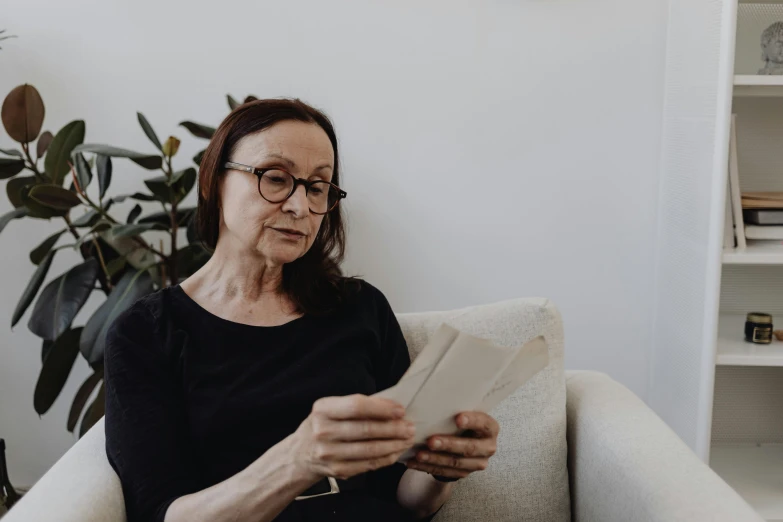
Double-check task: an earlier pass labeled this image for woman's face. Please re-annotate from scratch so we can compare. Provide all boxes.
[218,120,335,267]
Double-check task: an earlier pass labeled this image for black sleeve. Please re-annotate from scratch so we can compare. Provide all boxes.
[104,302,198,522]
[366,284,412,503]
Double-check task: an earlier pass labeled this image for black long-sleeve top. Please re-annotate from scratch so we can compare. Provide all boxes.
[104,281,415,522]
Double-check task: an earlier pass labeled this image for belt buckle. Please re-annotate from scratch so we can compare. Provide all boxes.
[295,477,340,501]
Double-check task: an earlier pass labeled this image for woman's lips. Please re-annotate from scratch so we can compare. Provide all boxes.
[270,227,305,239]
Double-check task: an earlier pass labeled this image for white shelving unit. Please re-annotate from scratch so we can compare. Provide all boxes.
[711,445,783,522]
[653,1,783,520]
[723,241,783,264]
[717,314,783,366]
[734,75,783,97]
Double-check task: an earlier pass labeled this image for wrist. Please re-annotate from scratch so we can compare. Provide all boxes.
[261,435,321,492]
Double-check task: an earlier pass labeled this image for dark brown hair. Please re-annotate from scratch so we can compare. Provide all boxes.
[197,98,352,315]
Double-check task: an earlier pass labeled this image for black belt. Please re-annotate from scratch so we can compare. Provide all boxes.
[296,474,367,500]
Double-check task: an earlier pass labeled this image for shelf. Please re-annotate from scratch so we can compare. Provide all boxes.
[711,444,783,521]
[734,75,783,97]
[717,314,783,366]
[723,241,783,264]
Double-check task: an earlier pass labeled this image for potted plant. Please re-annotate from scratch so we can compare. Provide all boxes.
[0,85,255,435]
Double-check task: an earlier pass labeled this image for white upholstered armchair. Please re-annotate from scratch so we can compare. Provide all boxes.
[4,298,762,522]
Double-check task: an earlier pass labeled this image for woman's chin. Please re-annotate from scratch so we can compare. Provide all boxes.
[257,245,307,266]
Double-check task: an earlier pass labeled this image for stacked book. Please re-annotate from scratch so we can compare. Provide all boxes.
[742,192,783,240]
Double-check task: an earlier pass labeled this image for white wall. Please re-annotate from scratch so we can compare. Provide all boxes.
[0,0,668,487]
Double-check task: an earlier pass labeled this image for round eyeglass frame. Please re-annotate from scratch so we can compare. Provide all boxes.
[224,161,347,215]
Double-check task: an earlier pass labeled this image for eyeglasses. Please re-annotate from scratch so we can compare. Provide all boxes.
[224,161,347,215]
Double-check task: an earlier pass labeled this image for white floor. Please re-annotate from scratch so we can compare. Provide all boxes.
[711,444,783,521]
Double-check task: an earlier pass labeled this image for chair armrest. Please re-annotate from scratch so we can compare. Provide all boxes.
[566,371,763,522]
[3,418,125,522]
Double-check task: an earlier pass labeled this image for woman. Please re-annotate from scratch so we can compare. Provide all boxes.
[104,98,500,522]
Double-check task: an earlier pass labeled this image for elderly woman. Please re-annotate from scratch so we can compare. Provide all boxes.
[104,99,500,522]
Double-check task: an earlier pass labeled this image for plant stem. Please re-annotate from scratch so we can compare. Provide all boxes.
[91,236,113,291]
[68,163,170,262]
[63,215,80,241]
[165,155,178,286]
[21,143,44,182]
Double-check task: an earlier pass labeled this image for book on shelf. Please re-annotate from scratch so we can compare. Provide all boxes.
[743,209,783,225]
[745,225,783,241]
[741,192,783,209]
[728,115,746,248]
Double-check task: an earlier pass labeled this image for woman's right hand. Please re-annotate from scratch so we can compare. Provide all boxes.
[287,394,416,482]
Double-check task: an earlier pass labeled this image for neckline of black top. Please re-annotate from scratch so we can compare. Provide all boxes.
[169,285,309,332]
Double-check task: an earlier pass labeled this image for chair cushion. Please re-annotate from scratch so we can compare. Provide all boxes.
[396,297,570,522]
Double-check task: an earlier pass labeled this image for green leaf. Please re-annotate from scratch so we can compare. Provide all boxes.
[176,243,211,278]
[28,184,82,210]
[139,207,194,227]
[127,204,142,224]
[179,121,215,140]
[110,192,156,203]
[12,249,55,327]
[30,229,65,265]
[144,176,171,203]
[0,147,23,157]
[28,258,99,340]
[21,185,67,218]
[79,382,105,437]
[0,207,28,235]
[227,94,240,110]
[0,157,25,179]
[105,256,127,277]
[193,149,205,166]
[6,174,35,207]
[45,120,86,185]
[1,84,45,143]
[36,130,53,159]
[244,95,258,103]
[73,144,162,170]
[68,370,103,433]
[41,339,53,363]
[97,154,112,200]
[33,327,82,415]
[109,222,165,238]
[73,152,92,191]
[137,112,162,151]
[71,209,100,227]
[80,269,154,364]
[75,221,112,247]
[171,167,196,203]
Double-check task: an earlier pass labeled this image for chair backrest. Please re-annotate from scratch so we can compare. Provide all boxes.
[396,297,571,522]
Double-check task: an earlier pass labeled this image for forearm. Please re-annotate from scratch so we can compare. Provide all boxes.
[396,469,453,519]
[165,436,316,522]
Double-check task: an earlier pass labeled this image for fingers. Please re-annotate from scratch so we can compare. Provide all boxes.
[412,450,489,472]
[314,438,414,461]
[313,418,415,442]
[426,434,496,458]
[454,411,500,438]
[405,460,472,480]
[313,394,405,421]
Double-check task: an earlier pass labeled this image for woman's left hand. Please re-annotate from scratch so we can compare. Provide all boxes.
[404,411,499,480]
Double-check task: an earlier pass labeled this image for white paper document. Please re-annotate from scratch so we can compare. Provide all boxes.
[374,324,549,460]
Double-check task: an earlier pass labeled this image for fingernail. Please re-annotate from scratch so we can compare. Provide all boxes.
[458,415,468,428]
[394,407,406,417]
[419,453,429,462]
[432,439,442,449]
[406,424,416,437]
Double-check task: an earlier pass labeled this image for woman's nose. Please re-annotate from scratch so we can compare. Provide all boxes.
[281,184,309,216]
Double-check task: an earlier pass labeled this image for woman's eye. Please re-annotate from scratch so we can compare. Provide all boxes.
[267,174,287,184]
[309,186,324,195]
